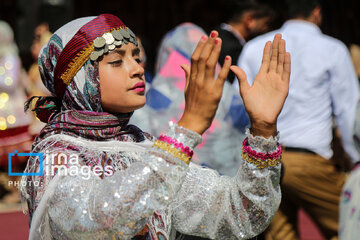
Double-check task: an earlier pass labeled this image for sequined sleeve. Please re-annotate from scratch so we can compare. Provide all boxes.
[24,123,202,239]
[170,129,281,239]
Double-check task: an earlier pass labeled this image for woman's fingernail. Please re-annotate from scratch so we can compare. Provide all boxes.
[215,39,219,44]
[201,35,207,41]
[210,31,216,38]
[225,56,230,61]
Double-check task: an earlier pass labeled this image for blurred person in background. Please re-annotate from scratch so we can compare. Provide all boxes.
[339,132,360,239]
[130,23,250,176]
[350,44,360,81]
[339,44,360,240]
[0,20,32,203]
[216,0,274,84]
[28,22,52,96]
[27,22,52,136]
[236,0,360,239]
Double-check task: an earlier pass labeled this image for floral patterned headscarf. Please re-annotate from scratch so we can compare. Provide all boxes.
[28,14,147,145]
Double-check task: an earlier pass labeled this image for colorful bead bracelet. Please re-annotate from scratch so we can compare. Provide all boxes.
[158,135,194,158]
[242,138,282,168]
[153,140,191,165]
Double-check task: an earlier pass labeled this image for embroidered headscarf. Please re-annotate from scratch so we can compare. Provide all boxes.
[28,14,146,145]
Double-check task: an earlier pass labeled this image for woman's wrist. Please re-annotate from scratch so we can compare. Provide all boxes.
[250,120,277,138]
[177,113,209,135]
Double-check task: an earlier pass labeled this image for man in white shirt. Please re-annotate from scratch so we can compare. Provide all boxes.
[235,0,360,239]
[216,1,273,83]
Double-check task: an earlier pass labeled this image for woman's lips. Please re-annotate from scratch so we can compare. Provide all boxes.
[131,82,145,92]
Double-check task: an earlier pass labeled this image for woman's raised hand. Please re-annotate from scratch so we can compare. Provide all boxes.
[177,31,231,135]
[231,34,291,137]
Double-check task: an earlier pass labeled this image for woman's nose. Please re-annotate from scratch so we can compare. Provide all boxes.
[130,60,144,79]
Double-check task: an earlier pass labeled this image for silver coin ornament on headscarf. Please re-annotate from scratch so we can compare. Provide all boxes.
[90,27,137,61]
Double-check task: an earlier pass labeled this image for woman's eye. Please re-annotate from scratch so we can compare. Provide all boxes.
[135,58,142,64]
[109,60,122,66]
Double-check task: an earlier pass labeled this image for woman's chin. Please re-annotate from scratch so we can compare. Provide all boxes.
[103,103,146,114]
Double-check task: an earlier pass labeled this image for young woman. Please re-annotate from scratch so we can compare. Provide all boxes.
[21,14,290,239]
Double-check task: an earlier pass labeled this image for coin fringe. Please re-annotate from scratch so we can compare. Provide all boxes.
[59,26,125,85]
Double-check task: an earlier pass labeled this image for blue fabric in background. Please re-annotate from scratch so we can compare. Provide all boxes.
[146,88,172,110]
[225,95,250,133]
[144,71,153,83]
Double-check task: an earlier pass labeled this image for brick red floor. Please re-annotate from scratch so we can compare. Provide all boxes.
[299,209,325,240]
[0,211,29,240]
[0,209,326,240]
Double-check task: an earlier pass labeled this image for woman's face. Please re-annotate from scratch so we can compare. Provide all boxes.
[99,43,146,113]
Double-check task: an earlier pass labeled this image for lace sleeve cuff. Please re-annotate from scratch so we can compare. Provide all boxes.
[151,122,203,165]
[242,128,281,168]
[165,121,203,149]
[246,128,279,153]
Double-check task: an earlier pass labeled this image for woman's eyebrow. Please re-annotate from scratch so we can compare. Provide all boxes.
[109,49,125,56]
[132,48,140,56]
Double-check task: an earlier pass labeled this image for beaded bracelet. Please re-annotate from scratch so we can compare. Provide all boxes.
[158,135,194,158]
[242,138,282,168]
[153,140,192,165]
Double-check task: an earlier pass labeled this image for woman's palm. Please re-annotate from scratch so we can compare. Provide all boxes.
[231,34,291,127]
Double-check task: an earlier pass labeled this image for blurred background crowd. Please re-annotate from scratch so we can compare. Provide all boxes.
[1,0,360,77]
